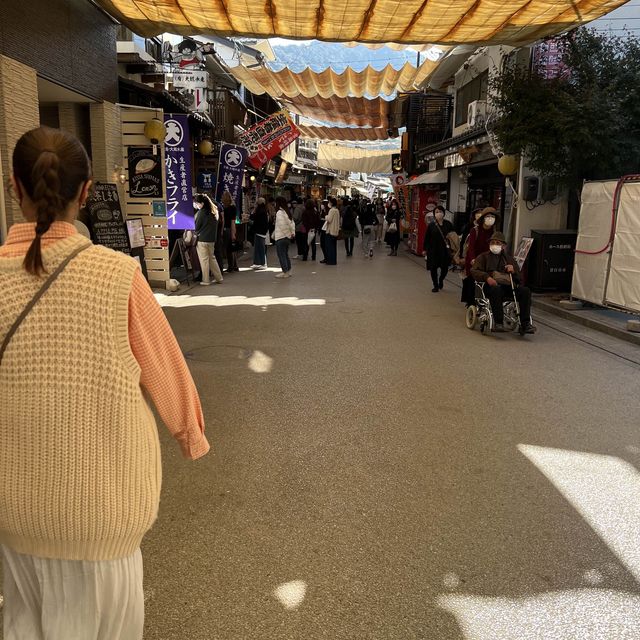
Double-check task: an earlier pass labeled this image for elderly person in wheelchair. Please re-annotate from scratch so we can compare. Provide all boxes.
[469,232,535,334]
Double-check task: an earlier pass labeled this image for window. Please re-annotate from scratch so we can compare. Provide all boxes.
[455,70,489,127]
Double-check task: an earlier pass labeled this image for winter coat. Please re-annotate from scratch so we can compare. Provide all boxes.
[274,209,295,241]
[194,208,219,243]
[325,207,340,237]
[471,250,521,284]
[302,207,321,233]
[423,220,454,270]
[465,225,494,275]
[251,206,270,236]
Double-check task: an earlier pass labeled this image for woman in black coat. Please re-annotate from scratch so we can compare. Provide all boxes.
[422,205,454,293]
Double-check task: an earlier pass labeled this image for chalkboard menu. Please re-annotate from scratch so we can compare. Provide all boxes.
[128,146,163,198]
[85,183,131,254]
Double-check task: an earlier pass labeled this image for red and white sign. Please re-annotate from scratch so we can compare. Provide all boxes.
[237,110,300,170]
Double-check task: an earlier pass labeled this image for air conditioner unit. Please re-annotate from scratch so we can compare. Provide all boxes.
[467,100,487,128]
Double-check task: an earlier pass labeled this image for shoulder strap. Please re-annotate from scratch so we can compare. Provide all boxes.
[0,242,91,367]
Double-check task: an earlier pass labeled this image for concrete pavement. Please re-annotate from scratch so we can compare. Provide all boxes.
[142,243,640,639]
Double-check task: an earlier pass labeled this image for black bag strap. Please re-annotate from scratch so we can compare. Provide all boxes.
[0,242,91,367]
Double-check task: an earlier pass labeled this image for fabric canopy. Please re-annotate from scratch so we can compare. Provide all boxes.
[297,125,397,142]
[229,61,438,98]
[406,169,448,185]
[281,95,393,128]
[95,0,626,46]
[318,144,395,174]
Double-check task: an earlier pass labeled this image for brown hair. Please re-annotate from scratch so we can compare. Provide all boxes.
[221,191,233,207]
[194,193,218,219]
[13,127,91,276]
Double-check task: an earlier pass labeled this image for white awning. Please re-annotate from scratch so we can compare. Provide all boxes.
[406,169,448,186]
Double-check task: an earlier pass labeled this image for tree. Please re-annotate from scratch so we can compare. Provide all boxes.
[491,28,640,194]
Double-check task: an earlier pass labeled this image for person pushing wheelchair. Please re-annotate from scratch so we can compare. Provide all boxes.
[471,232,535,334]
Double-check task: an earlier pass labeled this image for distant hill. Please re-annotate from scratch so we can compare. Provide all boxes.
[270,40,418,72]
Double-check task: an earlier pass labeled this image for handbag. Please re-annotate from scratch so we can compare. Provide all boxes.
[307,229,316,245]
[388,221,398,233]
[435,222,456,259]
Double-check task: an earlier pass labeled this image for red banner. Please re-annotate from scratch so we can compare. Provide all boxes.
[237,110,300,170]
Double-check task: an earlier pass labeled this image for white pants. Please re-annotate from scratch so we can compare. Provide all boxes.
[362,226,375,254]
[196,241,223,283]
[2,545,144,640]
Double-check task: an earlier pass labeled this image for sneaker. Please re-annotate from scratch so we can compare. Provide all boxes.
[200,281,212,286]
[431,287,439,293]
[369,248,374,258]
[250,264,260,270]
[284,272,292,278]
[493,323,505,332]
[214,279,223,284]
[523,323,536,334]
[256,265,268,271]
[275,272,287,278]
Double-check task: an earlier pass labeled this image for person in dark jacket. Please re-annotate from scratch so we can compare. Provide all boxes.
[462,207,499,306]
[385,199,402,255]
[341,199,359,257]
[250,197,270,269]
[301,199,321,261]
[471,232,534,333]
[194,193,223,285]
[358,200,378,258]
[422,205,454,292]
[221,190,239,273]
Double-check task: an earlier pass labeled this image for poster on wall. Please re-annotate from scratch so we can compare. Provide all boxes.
[215,143,248,212]
[85,183,130,254]
[391,173,409,220]
[237,110,300,170]
[164,114,194,230]
[127,147,163,199]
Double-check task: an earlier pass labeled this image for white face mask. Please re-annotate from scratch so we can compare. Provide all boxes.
[194,203,203,210]
[490,244,503,255]
[484,215,496,227]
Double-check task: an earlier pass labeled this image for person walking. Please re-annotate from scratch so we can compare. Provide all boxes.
[274,195,295,278]
[423,205,455,292]
[375,197,386,243]
[194,193,223,285]
[221,190,239,273]
[385,199,402,256]
[323,197,340,265]
[250,197,270,270]
[292,198,306,259]
[0,126,210,640]
[341,198,358,257]
[358,199,378,258]
[301,198,321,261]
[319,199,329,263]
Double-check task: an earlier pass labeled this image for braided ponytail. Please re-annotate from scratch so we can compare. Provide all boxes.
[12,127,91,276]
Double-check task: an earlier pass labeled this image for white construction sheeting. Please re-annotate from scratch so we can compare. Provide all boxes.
[572,179,640,314]
[406,169,448,185]
[317,144,394,174]
[606,182,640,313]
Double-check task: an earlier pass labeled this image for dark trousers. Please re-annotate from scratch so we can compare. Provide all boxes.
[461,275,476,305]
[484,283,531,324]
[325,234,338,265]
[320,230,327,259]
[295,231,307,258]
[344,237,354,255]
[276,238,291,272]
[388,232,400,252]
[429,264,449,288]
[223,229,237,271]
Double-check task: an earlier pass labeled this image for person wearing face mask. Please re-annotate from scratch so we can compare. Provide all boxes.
[422,205,455,292]
[385,199,402,256]
[194,193,223,285]
[460,208,484,305]
[464,207,499,279]
[471,232,534,333]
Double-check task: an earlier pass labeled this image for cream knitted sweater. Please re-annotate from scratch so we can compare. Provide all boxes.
[0,233,161,560]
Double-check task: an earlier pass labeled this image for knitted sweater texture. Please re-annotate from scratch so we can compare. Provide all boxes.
[0,233,161,560]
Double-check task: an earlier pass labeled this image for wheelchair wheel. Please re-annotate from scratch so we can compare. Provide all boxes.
[465,305,478,330]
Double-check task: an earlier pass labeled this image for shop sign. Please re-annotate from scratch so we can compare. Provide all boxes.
[215,143,248,211]
[391,173,409,219]
[85,183,130,254]
[164,114,194,230]
[128,147,163,199]
[237,110,300,170]
[444,153,466,168]
[172,70,209,88]
[152,200,167,217]
[197,170,215,191]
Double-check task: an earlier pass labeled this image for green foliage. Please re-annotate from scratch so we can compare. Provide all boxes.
[491,28,640,191]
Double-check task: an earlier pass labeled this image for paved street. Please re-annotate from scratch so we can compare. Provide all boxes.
[141,246,640,639]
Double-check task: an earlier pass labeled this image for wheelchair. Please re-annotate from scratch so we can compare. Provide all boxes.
[465,280,533,336]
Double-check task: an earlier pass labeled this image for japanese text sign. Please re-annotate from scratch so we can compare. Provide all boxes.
[237,110,300,170]
[85,183,130,254]
[164,114,194,230]
[216,143,248,211]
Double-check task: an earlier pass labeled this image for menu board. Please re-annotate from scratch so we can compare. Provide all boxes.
[85,183,130,254]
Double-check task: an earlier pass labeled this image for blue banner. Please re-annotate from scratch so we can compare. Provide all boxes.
[215,143,248,212]
[164,114,194,230]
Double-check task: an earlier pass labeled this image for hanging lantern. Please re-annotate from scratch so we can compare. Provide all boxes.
[498,154,519,176]
[144,118,166,154]
[198,139,213,156]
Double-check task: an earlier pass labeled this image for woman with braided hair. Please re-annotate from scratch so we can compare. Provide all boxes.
[0,127,210,639]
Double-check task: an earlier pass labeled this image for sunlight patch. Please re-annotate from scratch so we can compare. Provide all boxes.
[273,580,307,610]
[155,294,326,308]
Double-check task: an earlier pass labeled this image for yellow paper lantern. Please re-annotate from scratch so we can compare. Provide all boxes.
[198,139,213,156]
[498,154,519,176]
[144,118,166,144]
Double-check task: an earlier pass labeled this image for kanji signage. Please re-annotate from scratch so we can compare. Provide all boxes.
[164,114,194,230]
[215,143,248,211]
[237,110,300,170]
[127,147,163,199]
[85,183,130,254]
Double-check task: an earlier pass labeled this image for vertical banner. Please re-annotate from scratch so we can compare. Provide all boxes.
[215,143,248,211]
[391,173,409,222]
[164,114,194,230]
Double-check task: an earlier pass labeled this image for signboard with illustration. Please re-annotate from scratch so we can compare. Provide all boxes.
[215,143,248,211]
[85,183,130,254]
[237,110,300,170]
[163,114,194,230]
[127,147,163,199]
[172,70,209,112]
[514,236,534,269]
